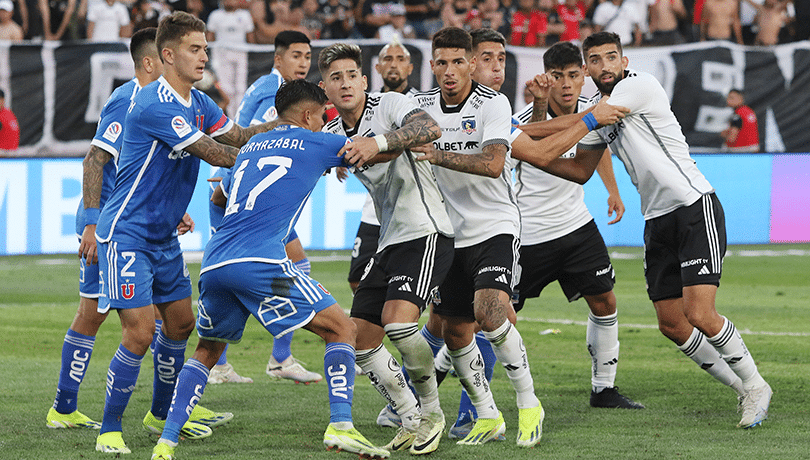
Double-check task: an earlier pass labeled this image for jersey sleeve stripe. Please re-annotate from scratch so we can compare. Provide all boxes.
[90,138,119,157]
[173,130,205,151]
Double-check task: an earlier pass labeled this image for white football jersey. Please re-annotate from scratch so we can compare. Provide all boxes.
[579,69,713,220]
[359,194,380,226]
[324,91,454,252]
[414,83,520,248]
[512,97,593,245]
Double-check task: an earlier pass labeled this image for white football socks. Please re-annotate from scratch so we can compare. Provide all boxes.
[384,322,441,414]
[449,339,499,419]
[679,327,744,395]
[355,344,420,431]
[482,320,539,409]
[587,312,620,393]
[706,317,766,390]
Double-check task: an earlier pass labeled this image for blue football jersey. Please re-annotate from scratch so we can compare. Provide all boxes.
[96,76,233,244]
[202,125,349,269]
[75,78,141,235]
[234,68,283,127]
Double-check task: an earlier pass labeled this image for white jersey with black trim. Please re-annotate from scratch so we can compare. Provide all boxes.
[578,69,713,220]
[511,97,593,245]
[414,82,519,248]
[324,91,453,252]
[359,193,380,226]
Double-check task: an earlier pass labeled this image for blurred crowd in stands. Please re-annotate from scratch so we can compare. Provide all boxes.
[0,0,807,46]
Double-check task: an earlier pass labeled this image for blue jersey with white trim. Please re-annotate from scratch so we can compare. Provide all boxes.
[201,125,349,271]
[234,69,283,127]
[96,76,233,244]
[76,79,141,235]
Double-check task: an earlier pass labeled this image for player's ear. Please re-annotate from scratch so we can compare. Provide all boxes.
[318,80,325,89]
[622,56,629,68]
[362,75,367,91]
[162,47,173,65]
[583,64,590,77]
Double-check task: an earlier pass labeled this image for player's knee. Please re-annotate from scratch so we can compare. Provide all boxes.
[587,292,617,317]
[164,316,195,340]
[122,324,156,354]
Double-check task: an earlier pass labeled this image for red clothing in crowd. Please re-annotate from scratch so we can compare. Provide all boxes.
[510,10,548,46]
[557,2,586,42]
[727,105,759,149]
[0,107,19,150]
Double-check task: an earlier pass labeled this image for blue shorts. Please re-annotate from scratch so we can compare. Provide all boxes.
[197,260,337,343]
[97,239,192,313]
[79,255,101,298]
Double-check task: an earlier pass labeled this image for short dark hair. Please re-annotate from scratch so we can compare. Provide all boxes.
[582,31,623,57]
[470,28,505,50]
[156,11,206,61]
[275,30,310,54]
[432,27,472,55]
[318,43,362,75]
[130,27,158,70]
[543,41,583,71]
[275,79,327,117]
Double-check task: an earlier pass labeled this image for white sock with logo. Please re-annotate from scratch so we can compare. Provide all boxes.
[355,344,419,431]
[678,327,744,395]
[706,317,766,390]
[385,322,441,414]
[483,320,539,409]
[587,312,619,393]
[449,339,499,419]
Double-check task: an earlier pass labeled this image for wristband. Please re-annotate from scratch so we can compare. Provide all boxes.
[85,208,100,225]
[582,112,599,131]
[373,134,388,152]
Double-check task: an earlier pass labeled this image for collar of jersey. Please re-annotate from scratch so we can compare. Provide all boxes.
[440,81,477,114]
[158,76,192,108]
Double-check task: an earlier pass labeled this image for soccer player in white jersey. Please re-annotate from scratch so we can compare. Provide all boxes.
[93,12,291,454]
[318,43,451,455]
[348,38,420,299]
[411,27,544,448]
[512,40,644,410]
[151,78,389,460]
[210,30,323,385]
[542,32,772,429]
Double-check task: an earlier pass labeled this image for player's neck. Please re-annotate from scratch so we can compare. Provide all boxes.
[549,97,575,116]
[442,80,472,106]
[336,93,366,129]
[386,80,408,94]
[163,70,194,100]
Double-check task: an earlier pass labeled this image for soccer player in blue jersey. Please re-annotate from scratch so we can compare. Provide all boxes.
[208,29,323,385]
[151,78,391,460]
[93,12,291,454]
[45,27,170,432]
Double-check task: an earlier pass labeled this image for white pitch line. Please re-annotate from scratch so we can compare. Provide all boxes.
[517,316,810,337]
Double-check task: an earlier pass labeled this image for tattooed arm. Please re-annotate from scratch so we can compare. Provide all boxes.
[412,142,507,178]
[185,135,240,167]
[214,120,282,147]
[79,145,113,264]
[340,108,441,168]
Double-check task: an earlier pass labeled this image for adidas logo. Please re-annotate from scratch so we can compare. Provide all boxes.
[398,283,412,292]
[700,363,715,370]
[495,274,509,284]
[697,265,710,275]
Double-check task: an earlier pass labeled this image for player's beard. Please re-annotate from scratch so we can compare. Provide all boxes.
[594,71,622,95]
[384,76,406,91]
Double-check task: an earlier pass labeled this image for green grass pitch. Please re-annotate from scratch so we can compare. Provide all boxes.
[1,245,809,459]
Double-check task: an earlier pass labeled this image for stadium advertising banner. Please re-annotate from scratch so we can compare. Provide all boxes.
[1,39,809,156]
[0,154,808,255]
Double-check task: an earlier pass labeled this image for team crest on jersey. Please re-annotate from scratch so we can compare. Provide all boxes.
[121,283,135,300]
[171,116,192,137]
[461,116,476,135]
[102,122,122,143]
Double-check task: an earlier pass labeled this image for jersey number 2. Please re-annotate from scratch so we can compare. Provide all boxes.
[224,156,292,216]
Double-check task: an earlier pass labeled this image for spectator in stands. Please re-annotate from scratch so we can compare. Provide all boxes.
[11,0,27,38]
[41,0,77,40]
[131,0,163,32]
[700,0,742,43]
[0,0,24,40]
[744,0,792,45]
[794,0,810,41]
[404,0,441,38]
[251,0,285,43]
[356,0,400,38]
[721,89,759,152]
[441,0,474,29]
[194,67,231,113]
[0,89,19,151]
[317,0,353,39]
[376,2,415,39]
[207,0,254,116]
[509,0,547,46]
[297,0,323,38]
[648,0,687,44]
[592,0,643,46]
[556,0,587,42]
[466,0,507,37]
[86,0,132,41]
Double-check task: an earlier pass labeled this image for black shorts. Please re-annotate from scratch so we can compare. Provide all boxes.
[351,234,454,327]
[347,222,380,283]
[644,193,726,302]
[432,234,519,320]
[514,220,614,312]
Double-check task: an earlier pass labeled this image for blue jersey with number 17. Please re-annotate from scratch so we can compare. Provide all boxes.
[96,76,233,245]
[201,125,349,271]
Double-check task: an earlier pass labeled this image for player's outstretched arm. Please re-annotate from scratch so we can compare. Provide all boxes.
[518,112,591,139]
[413,142,506,178]
[341,109,440,168]
[540,146,604,184]
[595,150,625,224]
[80,145,113,264]
[214,120,282,147]
[185,135,240,167]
